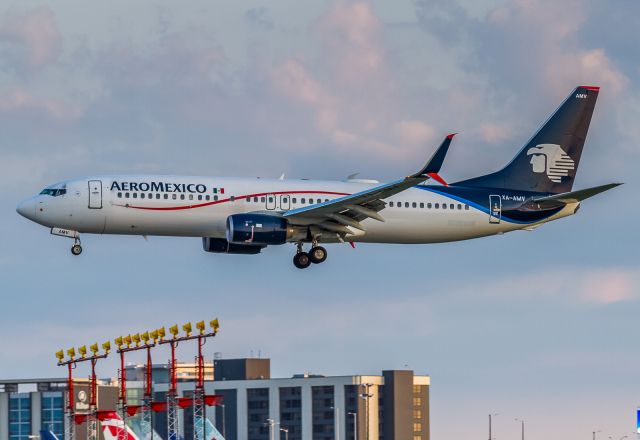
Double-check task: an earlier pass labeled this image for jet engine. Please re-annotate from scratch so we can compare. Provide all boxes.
[226,214,306,245]
[202,237,265,254]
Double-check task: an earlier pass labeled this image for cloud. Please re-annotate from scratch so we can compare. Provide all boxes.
[0,87,83,121]
[244,7,275,31]
[0,6,62,70]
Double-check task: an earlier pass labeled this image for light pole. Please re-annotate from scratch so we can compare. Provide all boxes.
[220,404,226,438]
[266,418,277,440]
[515,418,525,440]
[348,411,357,440]
[280,427,289,440]
[488,413,498,440]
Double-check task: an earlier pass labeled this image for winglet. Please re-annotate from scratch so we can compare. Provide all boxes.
[409,133,457,178]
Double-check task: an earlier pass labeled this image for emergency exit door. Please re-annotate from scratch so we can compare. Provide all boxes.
[88,180,103,209]
[489,195,501,224]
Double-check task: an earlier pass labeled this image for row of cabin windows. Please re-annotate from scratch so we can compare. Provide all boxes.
[117,192,219,201]
[114,192,469,211]
[389,201,469,210]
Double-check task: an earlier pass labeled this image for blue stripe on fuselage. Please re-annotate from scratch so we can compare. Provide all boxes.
[415,185,561,225]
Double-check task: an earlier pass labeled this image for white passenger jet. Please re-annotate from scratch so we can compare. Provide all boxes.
[17,86,619,268]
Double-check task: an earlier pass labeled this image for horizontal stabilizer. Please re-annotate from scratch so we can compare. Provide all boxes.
[533,183,622,204]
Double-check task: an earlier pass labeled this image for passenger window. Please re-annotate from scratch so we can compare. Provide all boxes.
[317,199,321,204]
[427,203,432,208]
[117,192,122,198]
[450,204,454,209]
[164,194,169,200]
[389,201,394,207]
[148,193,152,199]
[465,205,469,210]
[188,194,193,200]
[405,202,409,208]
[198,195,202,201]
[205,195,210,201]
[125,193,130,198]
[457,204,462,210]
[442,204,447,209]
[325,199,329,202]
[268,197,273,203]
[156,194,160,199]
[283,197,289,203]
[133,193,138,198]
[261,197,265,202]
[141,193,145,199]
[292,198,297,204]
[253,197,258,202]
[301,198,306,204]
[172,194,177,200]
[214,195,219,201]
[180,194,185,200]
[435,203,439,209]
[412,202,417,208]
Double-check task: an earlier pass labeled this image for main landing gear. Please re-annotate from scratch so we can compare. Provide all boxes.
[293,242,327,269]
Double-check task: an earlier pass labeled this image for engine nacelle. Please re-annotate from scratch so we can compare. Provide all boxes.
[202,237,265,254]
[226,214,305,245]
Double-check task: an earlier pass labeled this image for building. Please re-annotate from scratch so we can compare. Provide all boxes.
[0,378,118,440]
[1,359,430,440]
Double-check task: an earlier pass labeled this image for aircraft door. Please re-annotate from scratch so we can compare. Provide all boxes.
[489,195,501,223]
[88,180,103,209]
[280,195,290,211]
[265,194,276,210]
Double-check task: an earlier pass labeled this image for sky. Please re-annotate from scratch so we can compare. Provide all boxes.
[0,0,638,438]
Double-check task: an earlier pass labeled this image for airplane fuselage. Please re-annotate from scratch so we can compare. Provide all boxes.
[18,175,577,244]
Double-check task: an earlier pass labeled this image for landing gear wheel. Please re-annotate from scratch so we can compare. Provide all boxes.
[309,246,327,264]
[293,252,311,269]
[71,244,83,256]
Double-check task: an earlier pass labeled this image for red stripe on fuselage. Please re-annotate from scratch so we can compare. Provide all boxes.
[113,190,351,211]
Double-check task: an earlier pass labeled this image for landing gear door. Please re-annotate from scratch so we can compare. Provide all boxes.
[280,195,290,211]
[88,180,103,209]
[265,194,276,210]
[489,195,501,224]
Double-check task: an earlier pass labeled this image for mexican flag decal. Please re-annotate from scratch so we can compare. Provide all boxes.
[212,187,225,194]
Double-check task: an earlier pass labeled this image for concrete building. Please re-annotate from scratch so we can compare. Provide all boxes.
[0,378,118,440]
[1,359,430,440]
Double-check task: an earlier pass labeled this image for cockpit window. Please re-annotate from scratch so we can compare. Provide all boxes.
[40,186,66,197]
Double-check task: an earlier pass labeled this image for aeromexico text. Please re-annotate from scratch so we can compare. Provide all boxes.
[110,181,208,193]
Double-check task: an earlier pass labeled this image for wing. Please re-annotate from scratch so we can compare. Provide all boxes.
[284,134,456,237]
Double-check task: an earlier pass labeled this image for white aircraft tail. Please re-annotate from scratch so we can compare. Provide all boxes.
[98,411,140,440]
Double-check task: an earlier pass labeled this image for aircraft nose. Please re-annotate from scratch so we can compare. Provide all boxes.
[16,198,36,220]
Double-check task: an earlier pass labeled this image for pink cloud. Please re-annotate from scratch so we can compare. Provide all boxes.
[579,269,637,304]
[0,87,82,121]
[0,6,62,68]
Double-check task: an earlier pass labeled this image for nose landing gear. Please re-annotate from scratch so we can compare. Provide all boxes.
[71,243,83,255]
[293,242,327,269]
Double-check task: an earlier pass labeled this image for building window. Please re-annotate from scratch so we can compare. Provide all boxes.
[41,392,64,439]
[413,397,422,406]
[413,422,422,432]
[413,385,422,393]
[9,393,31,440]
[413,409,422,419]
